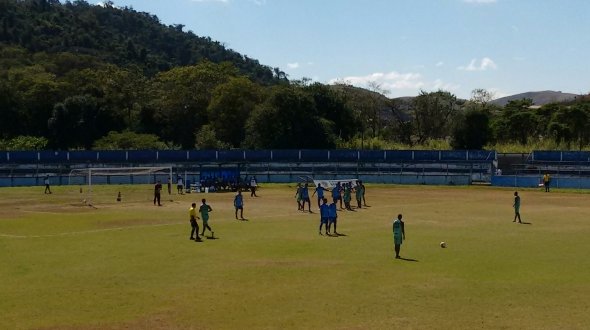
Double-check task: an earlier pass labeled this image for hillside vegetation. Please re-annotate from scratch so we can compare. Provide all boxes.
[1,0,589,151]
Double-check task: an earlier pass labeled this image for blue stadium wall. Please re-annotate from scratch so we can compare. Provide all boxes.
[491,150,590,189]
[0,149,495,187]
[0,150,496,164]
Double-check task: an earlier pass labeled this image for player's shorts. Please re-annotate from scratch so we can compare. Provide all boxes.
[303,197,310,202]
[394,235,403,245]
[329,217,336,224]
[514,206,520,214]
[333,196,341,201]
[201,215,209,222]
[321,217,329,224]
[235,206,243,210]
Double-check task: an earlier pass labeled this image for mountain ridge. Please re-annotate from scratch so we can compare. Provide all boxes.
[490,90,579,106]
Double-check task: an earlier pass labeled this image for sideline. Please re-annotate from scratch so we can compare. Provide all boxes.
[0,222,183,239]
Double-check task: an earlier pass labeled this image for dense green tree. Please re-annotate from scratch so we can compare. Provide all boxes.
[412,90,460,143]
[491,99,535,144]
[244,85,336,149]
[93,130,167,150]
[195,124,230,149]
[148,62,237,148]
[303,82,358,141]
[451,109,490,149]
[0,135,48,150]
[207,76,262,148]
[48,95,111,149]
[7,64,65,136]
[548,104,590,150]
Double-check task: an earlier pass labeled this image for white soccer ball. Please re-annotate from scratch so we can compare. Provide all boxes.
[83,199,87,204]
[440,242,447,248]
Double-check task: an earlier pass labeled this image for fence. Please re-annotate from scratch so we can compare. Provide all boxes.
[0,149,495,187]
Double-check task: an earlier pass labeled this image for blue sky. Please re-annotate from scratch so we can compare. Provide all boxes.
[98,0,589,99]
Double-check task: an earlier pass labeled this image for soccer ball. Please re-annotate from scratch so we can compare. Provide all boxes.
[440,242,447,248]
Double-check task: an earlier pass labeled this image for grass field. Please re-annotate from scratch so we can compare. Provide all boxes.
[1,184,589,329]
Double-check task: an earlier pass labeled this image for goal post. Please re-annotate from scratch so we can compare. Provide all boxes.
[68,166,172,206]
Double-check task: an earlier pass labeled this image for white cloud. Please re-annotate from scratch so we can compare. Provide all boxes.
[335,72,469,99]
[487,88,510,99]
[458,57,497,71]
[433,79,461,92]
[435,61,444,67]
[328,71,460,97]
[329,71,425,91]
[463,0,497,4]
[287,62,300,69]
[250,0,267,5]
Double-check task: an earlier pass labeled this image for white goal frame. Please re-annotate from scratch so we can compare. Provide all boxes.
[68,166,172,206]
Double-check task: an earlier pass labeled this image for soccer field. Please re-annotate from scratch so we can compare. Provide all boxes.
[1,184,589,329]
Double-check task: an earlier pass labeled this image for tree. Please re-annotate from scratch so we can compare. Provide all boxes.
[548,104,590,150]
[48,95,106,149]
[470,88,494,108]
[195,124,230,149]
[8,64,65,137]
[148,62,237,148]
[244,85,336,149]
[303,82,358,141]
[93,131,167,150]
[0,136,48,150]
[491,99,536,144]
[412,90,460,143]
[207,76,262,148]
[451,109,490,149]
[385,97,413,145]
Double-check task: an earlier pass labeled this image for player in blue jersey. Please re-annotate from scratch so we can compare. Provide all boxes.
[332,182,343,209]
[327,199,338,235]
[393,214,406,259]
[319,198,329,235]
[301,183,312,213]
[234,190,245,220]
[312,183,328,209]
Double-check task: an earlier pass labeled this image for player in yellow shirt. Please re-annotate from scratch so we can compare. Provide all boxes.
[189,203,202,242]
[543,173,551,192]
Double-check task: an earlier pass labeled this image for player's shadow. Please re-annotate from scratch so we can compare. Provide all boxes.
[325,233,347,238]
[205,235,219,240]
[399,257,418,262]
[237,218,249,221]
[520,221,532,225]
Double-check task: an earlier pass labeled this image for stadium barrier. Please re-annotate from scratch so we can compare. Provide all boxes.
[0,149,495,187]
[0,150,496,164]
[491,175,590,189]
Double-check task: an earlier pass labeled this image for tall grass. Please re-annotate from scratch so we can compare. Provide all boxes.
[337,137,452,150]
[338,137,590,152]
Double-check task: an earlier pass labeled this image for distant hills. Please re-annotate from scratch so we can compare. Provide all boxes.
[490,91,579,107]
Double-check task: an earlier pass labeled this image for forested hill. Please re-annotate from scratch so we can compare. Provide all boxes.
[0,0,283,82]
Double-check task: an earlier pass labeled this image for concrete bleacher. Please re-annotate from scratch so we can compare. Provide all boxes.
[0,150,496,187]
[493,151,590,189]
